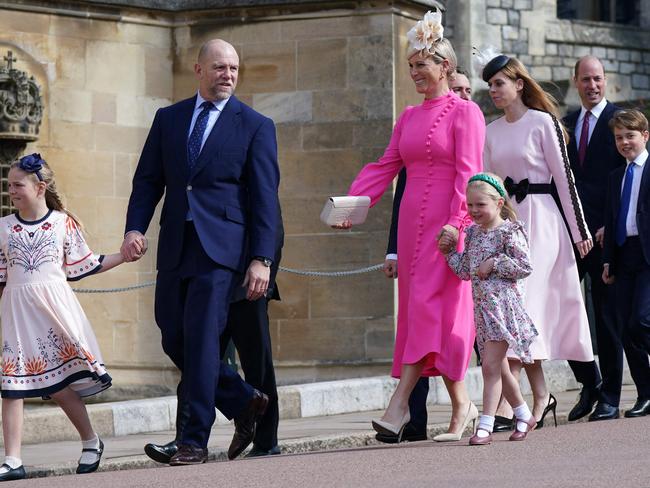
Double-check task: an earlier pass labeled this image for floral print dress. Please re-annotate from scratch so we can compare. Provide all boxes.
[446,220,538,363]
[0,210,111,399]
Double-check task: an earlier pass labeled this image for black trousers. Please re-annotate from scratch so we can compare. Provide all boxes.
[568,244,622,404]
[408,377,429,433]
[220,298,279,450]
[612,237,650,399]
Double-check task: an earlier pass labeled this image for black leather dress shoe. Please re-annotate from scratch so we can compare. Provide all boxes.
[0,464,26,482]
[228,389,269,460]
[568,384,600,421]
[492,415,515,432]
[144,440,178,464]
[624,398,650,418]
[375,423,427,444]
[169,444,208,465]
[244,445,281,458]
[588,402,619,421]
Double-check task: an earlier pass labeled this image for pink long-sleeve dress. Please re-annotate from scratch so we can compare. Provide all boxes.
[349,91,485,380]
[484,109,594,361]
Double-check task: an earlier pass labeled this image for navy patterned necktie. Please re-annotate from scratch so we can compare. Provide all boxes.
[187,101,213,168]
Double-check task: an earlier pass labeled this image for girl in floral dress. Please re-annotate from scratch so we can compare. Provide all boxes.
[439,173,538,445]
[0,154,131,481]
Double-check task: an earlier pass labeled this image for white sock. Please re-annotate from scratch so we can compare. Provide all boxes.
[79,435,101,465]
[0,456,22,472]
[513,403,533,431]
[476,415,495,438]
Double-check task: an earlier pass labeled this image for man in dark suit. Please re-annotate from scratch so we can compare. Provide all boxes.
[602,108,650,418]
[121,39,280,465]
[143,208,284,461]
[563,56,642,422]
[376,70,474,443]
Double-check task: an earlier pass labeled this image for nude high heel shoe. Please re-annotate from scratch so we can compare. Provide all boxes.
[372,411,411,442]
[433,402,479,442]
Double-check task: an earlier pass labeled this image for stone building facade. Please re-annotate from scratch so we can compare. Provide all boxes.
[0,0,649,396]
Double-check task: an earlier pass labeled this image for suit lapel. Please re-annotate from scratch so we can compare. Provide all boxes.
[190,96,242,179]
[639,159,650,204]
[174,96,196,182]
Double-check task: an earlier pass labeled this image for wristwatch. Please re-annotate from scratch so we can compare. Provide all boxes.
[253,256,272,267]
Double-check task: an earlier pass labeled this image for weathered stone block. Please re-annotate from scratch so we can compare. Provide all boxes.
[530,66,552,80]
[94,125,148,153]
[508,9,521,26]
[487,0,501,6]
[592,46,607,59]
[276,123,303,151]
[280,15,380,41]
[643,52,650,64]
[297,38,347,90]
[303,122,354,150]
[276,318,366,361]
[632,73,650,89]
[512,40,529,54]
[253,91,312,123]
[630,50,642,62]
[112,398,173,436]
[0,9,49,35]
[487,8,508,25]
[281,233,370,270]
[86,41,145,95]
[543,56,562,66]
[502,0,514,6]
[240,42,296,93]
[558,44,573,57]
[552,66,571,81]
[49,121,94,150]
[310,274,392,319]
[365,317,395,360]
[144,46,173,99]
[502,25,520,40]
[92,92,116,124]
[619,62,635,75]
[352,121,392,148]
[277,386,301,419]
[49,88,92,123]
[602,59,619,72]
[348,36,392,89]
[268,272,309,320]
[312,89,365,123]
[51,36,87,89]
[618,48,632,62]
[574,45,591,58]
[546,43,558,56]
[514,0,533,8]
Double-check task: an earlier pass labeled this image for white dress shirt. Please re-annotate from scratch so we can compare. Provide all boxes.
[575,97,608,148]
[622,149,647,237]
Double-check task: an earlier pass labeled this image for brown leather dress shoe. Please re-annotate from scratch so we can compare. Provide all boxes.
[228,389,269,460]
[169,444,208,465]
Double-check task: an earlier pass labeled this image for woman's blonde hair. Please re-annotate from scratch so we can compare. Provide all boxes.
[411,38,458,81]
[497,57,568,140]
[10,158,84,230]
[466,172,517,222]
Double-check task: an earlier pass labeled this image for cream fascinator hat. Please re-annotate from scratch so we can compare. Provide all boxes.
[406,10,445,58]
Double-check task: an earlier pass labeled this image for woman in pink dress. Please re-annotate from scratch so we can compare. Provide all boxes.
[336,11,484,440]
[480,54,594,425]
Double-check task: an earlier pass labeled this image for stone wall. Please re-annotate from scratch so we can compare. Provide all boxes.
[458,0,650,110]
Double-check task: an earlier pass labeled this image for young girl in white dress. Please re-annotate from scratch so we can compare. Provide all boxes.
[0,154,131,481]
[439,173,538,444]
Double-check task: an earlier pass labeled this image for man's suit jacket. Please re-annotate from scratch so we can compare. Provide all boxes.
[564,102,626,234]
[125,95,280,273]
[603,162,650,276]
[386,168,406,255]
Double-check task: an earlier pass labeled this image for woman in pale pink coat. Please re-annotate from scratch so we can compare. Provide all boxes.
[336,22,484,440]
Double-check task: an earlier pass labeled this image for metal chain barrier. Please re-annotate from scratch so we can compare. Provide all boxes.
[72,264,384,293]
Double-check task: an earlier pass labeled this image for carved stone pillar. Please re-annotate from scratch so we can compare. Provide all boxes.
[0,50,43,215]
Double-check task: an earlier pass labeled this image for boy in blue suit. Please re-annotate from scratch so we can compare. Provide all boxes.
[602,109,650,419]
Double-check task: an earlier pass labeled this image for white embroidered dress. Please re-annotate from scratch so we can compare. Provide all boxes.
[0,210,111,399]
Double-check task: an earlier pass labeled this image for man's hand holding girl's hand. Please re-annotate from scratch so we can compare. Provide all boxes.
[120,231,148,262]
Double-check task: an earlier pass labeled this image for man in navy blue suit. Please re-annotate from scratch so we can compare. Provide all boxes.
[602,108,650,419]
[563,56,638,422]
[121,39,280,465]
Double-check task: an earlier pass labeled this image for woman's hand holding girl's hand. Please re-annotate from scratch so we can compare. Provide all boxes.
[331,219,352,230]
[576,238,593,259]
[477,258,495,279]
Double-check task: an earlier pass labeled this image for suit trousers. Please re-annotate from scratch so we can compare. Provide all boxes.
[220,298,279,450]
[155,222,253,448]
[569,244,625,404]
[408,377,429,433]
[613,237,650,398]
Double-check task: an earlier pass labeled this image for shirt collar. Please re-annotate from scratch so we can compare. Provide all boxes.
[194,92,229,112]
[630,149,648,167]
[580,98,607,120]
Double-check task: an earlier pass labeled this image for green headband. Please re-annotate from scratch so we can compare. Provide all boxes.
[468,173,506,198]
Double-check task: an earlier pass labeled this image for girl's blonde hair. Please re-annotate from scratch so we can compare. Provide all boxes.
[497,57,568,141]
[467,172,517,222]
[11,157,84,230]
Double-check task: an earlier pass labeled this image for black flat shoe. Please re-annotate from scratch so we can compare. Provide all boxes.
[144,440,178,464]
[76,438,104,474]
[492,415,515,432]
[624,398,650,418]
[537,393,558,429]
[244,445,281,458]
[0,464,26,482]
[588,401,619,421]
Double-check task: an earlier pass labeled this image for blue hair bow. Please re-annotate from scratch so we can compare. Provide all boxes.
[19,153,44,181]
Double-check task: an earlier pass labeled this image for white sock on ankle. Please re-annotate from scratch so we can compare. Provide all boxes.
[476,415,495,438]
[512,403,533,431]
[79,435,101,465]
[0,456,22,472]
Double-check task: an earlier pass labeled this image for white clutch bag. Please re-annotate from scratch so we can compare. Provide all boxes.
[320,196,371,226]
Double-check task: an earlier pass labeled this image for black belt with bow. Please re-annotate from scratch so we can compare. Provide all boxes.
[503,177,554,203]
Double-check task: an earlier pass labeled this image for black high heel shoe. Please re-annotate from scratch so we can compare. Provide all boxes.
[536,393,558,429]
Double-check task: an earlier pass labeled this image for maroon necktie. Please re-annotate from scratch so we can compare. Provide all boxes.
[578,110,591,166]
